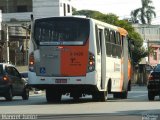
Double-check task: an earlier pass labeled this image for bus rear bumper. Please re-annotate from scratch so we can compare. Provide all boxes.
[28,71,98,87]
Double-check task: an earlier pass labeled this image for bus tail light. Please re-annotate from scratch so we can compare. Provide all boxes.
[29,52,35,72]
[87,52,95,72]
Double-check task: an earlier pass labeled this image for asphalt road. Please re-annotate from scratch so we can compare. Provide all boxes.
[0,86,160,120]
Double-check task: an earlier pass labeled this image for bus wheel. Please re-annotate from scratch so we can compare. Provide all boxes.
[92,91,107,102]
[46,89,61,103]
[113,93,120,99]
[121,91,128,99]
[99,91,107,102]
[5,87,13,101]
[113,91,128,99]
[73,96,80,101]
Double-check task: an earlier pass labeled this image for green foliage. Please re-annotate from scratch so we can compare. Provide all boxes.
[73,10,148,65]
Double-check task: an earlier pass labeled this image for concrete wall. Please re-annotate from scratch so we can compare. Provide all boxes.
[2,12,32,21]
[0,0,32,13]
[133,24,160,42]
[1,0,72,21]
[133,24,160,66]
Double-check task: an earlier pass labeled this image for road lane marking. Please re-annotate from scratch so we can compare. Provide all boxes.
[130,94,147,98]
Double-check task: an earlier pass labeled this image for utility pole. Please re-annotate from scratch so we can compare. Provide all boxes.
[6,25,9,64]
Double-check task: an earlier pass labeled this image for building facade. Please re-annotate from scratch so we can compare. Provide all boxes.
[0,0,72,65]
[133,24,160,66]
[0,0,72,21]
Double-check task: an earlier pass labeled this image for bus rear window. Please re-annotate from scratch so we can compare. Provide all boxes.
[34,17,90,46]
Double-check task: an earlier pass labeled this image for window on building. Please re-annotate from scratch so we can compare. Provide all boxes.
[67,4,70,13]
[63,3,66,16]
[153,52,157,60]
[17,5,27,12]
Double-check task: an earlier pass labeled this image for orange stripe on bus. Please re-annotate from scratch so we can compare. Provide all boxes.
[118,27,128,36]
[120,58,123,92]
[128,60,132,80]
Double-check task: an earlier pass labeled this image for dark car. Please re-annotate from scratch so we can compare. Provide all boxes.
[0,63,29,101]
[147,64,160,101]
[20,71,28,81]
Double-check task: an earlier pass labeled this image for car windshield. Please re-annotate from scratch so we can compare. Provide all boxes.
[153,64,160,71]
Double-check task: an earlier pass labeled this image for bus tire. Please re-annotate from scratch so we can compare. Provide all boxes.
[113,93,120,99]
[113,91,128,99]
[92,91,107,102]
[73,96,80,101]
[22,87,29,100]
[121,91,128,99]
[5,87,13,101]
[46,89,61,103]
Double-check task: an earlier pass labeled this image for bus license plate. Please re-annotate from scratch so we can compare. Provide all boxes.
[55,79,67,83]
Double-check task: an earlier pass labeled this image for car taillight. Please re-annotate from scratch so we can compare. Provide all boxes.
[87,52,95,72]
[29,52,35,72]
[3,76,9,81]
[148,75,154,80]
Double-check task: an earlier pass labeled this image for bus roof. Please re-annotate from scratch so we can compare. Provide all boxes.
[90,18,128,36]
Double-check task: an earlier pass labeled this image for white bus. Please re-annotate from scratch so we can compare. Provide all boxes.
[28,16,132,102]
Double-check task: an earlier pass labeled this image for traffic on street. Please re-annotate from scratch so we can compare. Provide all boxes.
[1,0,160,120]
[0,86,160,120]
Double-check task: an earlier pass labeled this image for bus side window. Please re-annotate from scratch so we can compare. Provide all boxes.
[110,30,115,44]
[121,36,124,56]
[95,25,101,54]
[105,28,112,56]
[98,29,103,50]
[110,30,116,57]
[116,32,121,58]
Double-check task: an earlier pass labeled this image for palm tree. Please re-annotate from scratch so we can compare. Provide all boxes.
[131,0,156,24]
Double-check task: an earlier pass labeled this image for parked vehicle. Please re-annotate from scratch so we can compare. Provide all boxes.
[147,64,160,101]
[0,63,29,101]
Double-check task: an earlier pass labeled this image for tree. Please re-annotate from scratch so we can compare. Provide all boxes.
[73,10,147,65]
[131,0,156,24]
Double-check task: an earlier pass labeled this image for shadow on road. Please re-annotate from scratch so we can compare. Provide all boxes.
[0,95,160,106]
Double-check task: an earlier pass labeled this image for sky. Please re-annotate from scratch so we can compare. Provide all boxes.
[71,0,160,25]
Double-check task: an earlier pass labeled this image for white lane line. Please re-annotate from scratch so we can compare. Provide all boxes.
[129,94,147,98]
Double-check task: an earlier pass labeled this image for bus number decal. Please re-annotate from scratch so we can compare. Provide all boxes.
[69,52,84,66]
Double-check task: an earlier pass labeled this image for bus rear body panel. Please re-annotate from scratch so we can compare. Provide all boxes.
[36,44,89,77]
